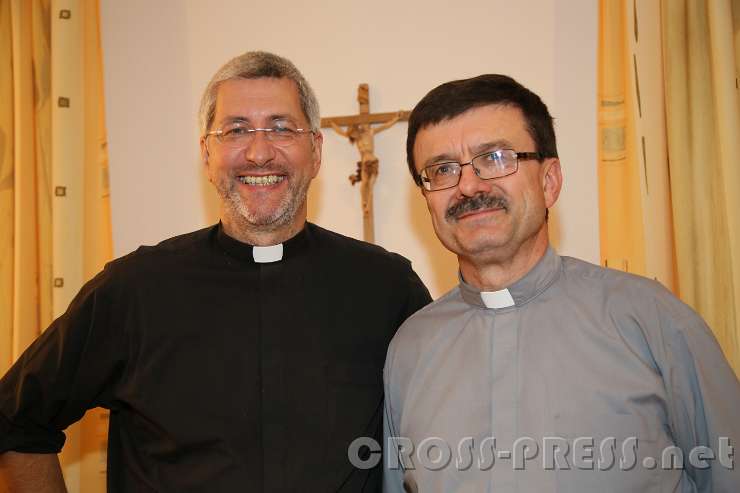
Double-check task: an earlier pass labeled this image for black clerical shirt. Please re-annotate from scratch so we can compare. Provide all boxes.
[0,223,431,492]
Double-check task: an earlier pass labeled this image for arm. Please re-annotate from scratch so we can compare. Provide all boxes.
[371,112,404,136]
[0,452,67,493]
[654,294,740,491]
[0,265,127,476]
[383,351,406,493]
[329,121,350,138]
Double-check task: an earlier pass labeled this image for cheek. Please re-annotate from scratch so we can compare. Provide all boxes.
[517,186,547,222]
[428,198,459,238]
[425,194,449,221]
[289,150,318,175]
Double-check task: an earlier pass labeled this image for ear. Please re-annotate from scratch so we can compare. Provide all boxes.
[541,158,562,209]
[310,131,323,178]
[200,136,215,183]
[200,136,209,165]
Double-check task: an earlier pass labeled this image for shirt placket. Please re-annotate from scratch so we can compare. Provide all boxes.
[489,307,520,492]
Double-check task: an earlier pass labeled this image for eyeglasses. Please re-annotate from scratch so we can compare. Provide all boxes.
[206,121,314,148]
[418,149,545,191]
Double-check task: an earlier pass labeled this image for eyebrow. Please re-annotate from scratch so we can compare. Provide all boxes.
[422,139,515,167]
[217,114,299,126]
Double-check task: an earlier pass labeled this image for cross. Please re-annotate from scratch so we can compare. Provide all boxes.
[321,83,410,244]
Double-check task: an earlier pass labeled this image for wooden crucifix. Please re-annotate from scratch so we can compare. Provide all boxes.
[321,83,410,244]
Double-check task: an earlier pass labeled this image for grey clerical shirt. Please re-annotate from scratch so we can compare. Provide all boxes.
[384,247,740,492]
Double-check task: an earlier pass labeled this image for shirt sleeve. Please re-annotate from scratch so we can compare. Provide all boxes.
[383,259,429,492]
[0,264,128,454]
[652,293,740,491]
[383,340,407,493]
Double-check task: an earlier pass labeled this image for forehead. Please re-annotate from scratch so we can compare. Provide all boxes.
[213,77,304,123]
[413,104,532,168]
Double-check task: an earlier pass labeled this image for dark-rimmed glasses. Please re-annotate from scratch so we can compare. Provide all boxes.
[419,149,545,191]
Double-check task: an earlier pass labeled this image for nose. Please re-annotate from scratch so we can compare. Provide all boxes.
[456,162,490,197]
[242,131,276,166]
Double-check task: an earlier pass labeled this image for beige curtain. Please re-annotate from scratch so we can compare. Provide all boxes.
[0,0,53,376]
[662,0,740,374]
[598,0,677,288]
[598,0,649,277]
[600,0,739,375]
[0,0,14,374]
[1,0,112,491]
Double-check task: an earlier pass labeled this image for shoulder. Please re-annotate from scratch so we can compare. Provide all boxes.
[307,223,414,273]
[385,287,466,394]
[388,287,463,355]
[307,223,430,317]
[102,225,216,280]
[557,255,707,344]
[560,255,666,297]
[561,256,690,312]
[134,225,214,257]
[400,286,464,327]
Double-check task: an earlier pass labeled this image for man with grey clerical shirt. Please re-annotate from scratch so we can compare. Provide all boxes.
[382,74,740,492]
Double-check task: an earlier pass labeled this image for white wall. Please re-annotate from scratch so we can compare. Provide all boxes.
[101,0,598,297]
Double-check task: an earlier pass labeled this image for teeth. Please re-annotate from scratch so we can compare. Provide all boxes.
[238,175,285,186]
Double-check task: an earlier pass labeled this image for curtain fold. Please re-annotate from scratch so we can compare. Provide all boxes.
[1,0,53,375]
[30,0,53,334]
[598,0,648,276]
[82,0,112,279]
[0,0,14,374]
[662,0,740,374]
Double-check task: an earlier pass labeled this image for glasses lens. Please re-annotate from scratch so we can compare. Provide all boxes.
[219,123,250,147]
[267,127,298,143]
[423,163,461,190]
[215,122,309,148]
[472,150,517,179]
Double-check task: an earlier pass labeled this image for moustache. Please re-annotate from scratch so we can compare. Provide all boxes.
[445,194,508,221]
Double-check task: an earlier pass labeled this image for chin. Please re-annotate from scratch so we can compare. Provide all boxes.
[457,228,510,252]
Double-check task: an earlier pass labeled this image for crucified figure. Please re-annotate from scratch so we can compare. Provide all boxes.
[323,83,407,243]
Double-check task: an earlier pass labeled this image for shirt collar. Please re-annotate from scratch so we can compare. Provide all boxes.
[214,221,310,263]
[459,246,562,309]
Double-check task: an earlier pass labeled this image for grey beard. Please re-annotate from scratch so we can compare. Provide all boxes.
[446,194,508,221]
[218,177,307,233]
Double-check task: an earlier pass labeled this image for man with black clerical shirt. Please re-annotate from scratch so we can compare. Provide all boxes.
[0,51,430,492]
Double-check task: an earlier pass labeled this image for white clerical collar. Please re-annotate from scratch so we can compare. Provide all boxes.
[252,244,284,263]
[480,289,515,309]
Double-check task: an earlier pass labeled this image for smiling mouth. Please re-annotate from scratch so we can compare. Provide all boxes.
[237,175,286,186]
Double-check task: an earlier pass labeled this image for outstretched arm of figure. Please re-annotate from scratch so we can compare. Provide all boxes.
[329,121,350,138]
[371,111,404,135]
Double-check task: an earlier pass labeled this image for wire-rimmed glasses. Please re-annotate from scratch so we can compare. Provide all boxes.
[206,121,314,149]
[419,149,545,191]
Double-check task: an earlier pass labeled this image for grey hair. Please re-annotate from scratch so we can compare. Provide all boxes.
[198,51,320,135]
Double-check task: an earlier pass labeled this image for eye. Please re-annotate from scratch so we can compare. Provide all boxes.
[272,120,299,134]
[433,163,456,177]
[480,151,503,163]
[222,123,250,138]
[272,126,295,135]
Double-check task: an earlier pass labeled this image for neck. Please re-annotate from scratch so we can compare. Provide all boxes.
[459,227,549,291]
[220,209,306,247]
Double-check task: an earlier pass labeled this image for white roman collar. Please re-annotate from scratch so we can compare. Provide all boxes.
[480,289,515,309]
[252,244,284,263]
